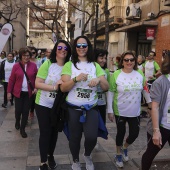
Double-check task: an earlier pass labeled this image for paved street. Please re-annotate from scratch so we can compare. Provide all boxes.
[0,87,170,170]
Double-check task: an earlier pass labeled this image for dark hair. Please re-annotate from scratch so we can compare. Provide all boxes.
[19,47,32,60]
[94,48,108,69]
[30,47,37,55]
[1,51,6,57]
[161,51,170,75]
[72,36,94,69]
[7,52,14,57]
[118,50,138,70]
[49,40,71,63]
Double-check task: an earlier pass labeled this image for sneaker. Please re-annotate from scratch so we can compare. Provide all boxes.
[72,161,81,170]
[48,155,57,169]
[122,148,129,162]
[83,154,94,170]
[115,155,123,168]
[2,104,7,108]
[39,163,48,170]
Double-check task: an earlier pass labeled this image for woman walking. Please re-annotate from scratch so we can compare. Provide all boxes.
[35,40,71,170]
[61,36,109,170]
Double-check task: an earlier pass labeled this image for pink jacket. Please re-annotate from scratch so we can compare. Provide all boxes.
[7,61,38,98]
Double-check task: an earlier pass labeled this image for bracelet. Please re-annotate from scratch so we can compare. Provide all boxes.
[153,128,160,133]
[73,77,77,83]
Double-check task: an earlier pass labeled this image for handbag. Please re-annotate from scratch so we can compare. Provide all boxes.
[19,62,34,91]
[50,85,68,132]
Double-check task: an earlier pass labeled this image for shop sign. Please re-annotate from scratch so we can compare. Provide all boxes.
[146,27,155,40]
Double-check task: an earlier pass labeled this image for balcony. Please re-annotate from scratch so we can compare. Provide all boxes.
[90,5,124,34]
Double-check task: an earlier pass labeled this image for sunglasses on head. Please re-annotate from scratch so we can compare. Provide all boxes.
[76,43,88,48]
[123,58,135,62]
[57,46,68,51]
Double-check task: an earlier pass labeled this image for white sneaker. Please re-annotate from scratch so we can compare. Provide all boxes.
[121,148,129,162]
[0,84,2,87]
[83,154,94,170]
[115,155,123,168]
[72,161,81,170]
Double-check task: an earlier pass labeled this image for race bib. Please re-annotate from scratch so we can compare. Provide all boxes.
[75,88,92,100]
[97,92,105,100]
[47,91,57,99]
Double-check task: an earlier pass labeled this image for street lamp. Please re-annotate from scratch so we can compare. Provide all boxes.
[66,19,72,40]
[94,0,101,51]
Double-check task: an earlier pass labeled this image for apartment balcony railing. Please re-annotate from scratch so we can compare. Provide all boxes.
[90,6,125,33]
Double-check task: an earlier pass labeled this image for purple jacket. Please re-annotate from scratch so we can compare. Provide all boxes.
[7,61,38,98]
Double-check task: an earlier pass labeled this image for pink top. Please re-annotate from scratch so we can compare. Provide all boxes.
[7,61,38,98]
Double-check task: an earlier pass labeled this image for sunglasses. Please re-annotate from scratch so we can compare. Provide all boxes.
[32,52,36,54]
[76,43,88,48]
[123,58,135,62]
[57,46,68,51]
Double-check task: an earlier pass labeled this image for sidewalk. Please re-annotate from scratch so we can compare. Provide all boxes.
[0,88,170,170]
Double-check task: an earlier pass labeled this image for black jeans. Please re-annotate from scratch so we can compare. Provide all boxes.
[141,127,170,170]
[35,104,58,163]
[115,115,140,146]
[3,82,14,105]
[68,107,98,162]
[15,91,30,129]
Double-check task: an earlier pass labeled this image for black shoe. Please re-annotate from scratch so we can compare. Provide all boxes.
[48,155,57,169]
[11,102,14,106]
[20,129,27,138]
[2,104,7,108]
[15,122,20,130]
[39,163,48,170]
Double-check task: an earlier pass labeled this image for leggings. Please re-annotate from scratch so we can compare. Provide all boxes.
[3,82,14,105]
[141,127,170,170]
[98,105,106,124]
[68,107,98,162]
[115,115,140,146]
[35,104,58,163]
[15,91,30,129]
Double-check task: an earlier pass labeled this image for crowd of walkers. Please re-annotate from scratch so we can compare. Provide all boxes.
[0,36,169,170]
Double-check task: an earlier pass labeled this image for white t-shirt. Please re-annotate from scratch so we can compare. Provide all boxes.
[109,69,145,117]
[61,61,105,106]
[4,60,15,82]
[35,60,63,108]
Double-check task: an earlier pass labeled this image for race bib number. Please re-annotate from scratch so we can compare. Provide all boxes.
[47,92,57,99]
[97,92,105,100]
[75,88,92,100]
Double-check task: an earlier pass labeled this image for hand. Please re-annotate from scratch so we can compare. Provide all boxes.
[88,78,100,87]
[7,93,11,101]
[32,89,37,94]
[148,76,154,79]
[108,113,114,122]
[152,131,162,148]
[56,79,63,85]
[76,73,88,82]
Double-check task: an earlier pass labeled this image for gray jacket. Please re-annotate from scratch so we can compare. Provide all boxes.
[147,75,170,135]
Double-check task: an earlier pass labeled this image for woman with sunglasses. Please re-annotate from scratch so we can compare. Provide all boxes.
[107,51,151,168]
[141,52,170,170]
[35,40,71,170]
[60,36,109,170]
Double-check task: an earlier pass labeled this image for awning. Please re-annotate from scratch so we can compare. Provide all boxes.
[115,21,158,32]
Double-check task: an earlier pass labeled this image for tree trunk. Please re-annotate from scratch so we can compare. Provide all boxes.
[104,0,109,50]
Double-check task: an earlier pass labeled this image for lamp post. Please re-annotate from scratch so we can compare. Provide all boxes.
[94,0,101,51]
[66,19,72,40]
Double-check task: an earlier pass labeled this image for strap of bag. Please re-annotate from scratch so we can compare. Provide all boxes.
[19,62,34,91]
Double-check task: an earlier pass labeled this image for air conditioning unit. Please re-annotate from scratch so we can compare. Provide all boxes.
[126,3,141,19]
[164,0,170,6]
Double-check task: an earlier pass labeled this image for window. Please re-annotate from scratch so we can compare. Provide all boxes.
[35,33,43,37]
